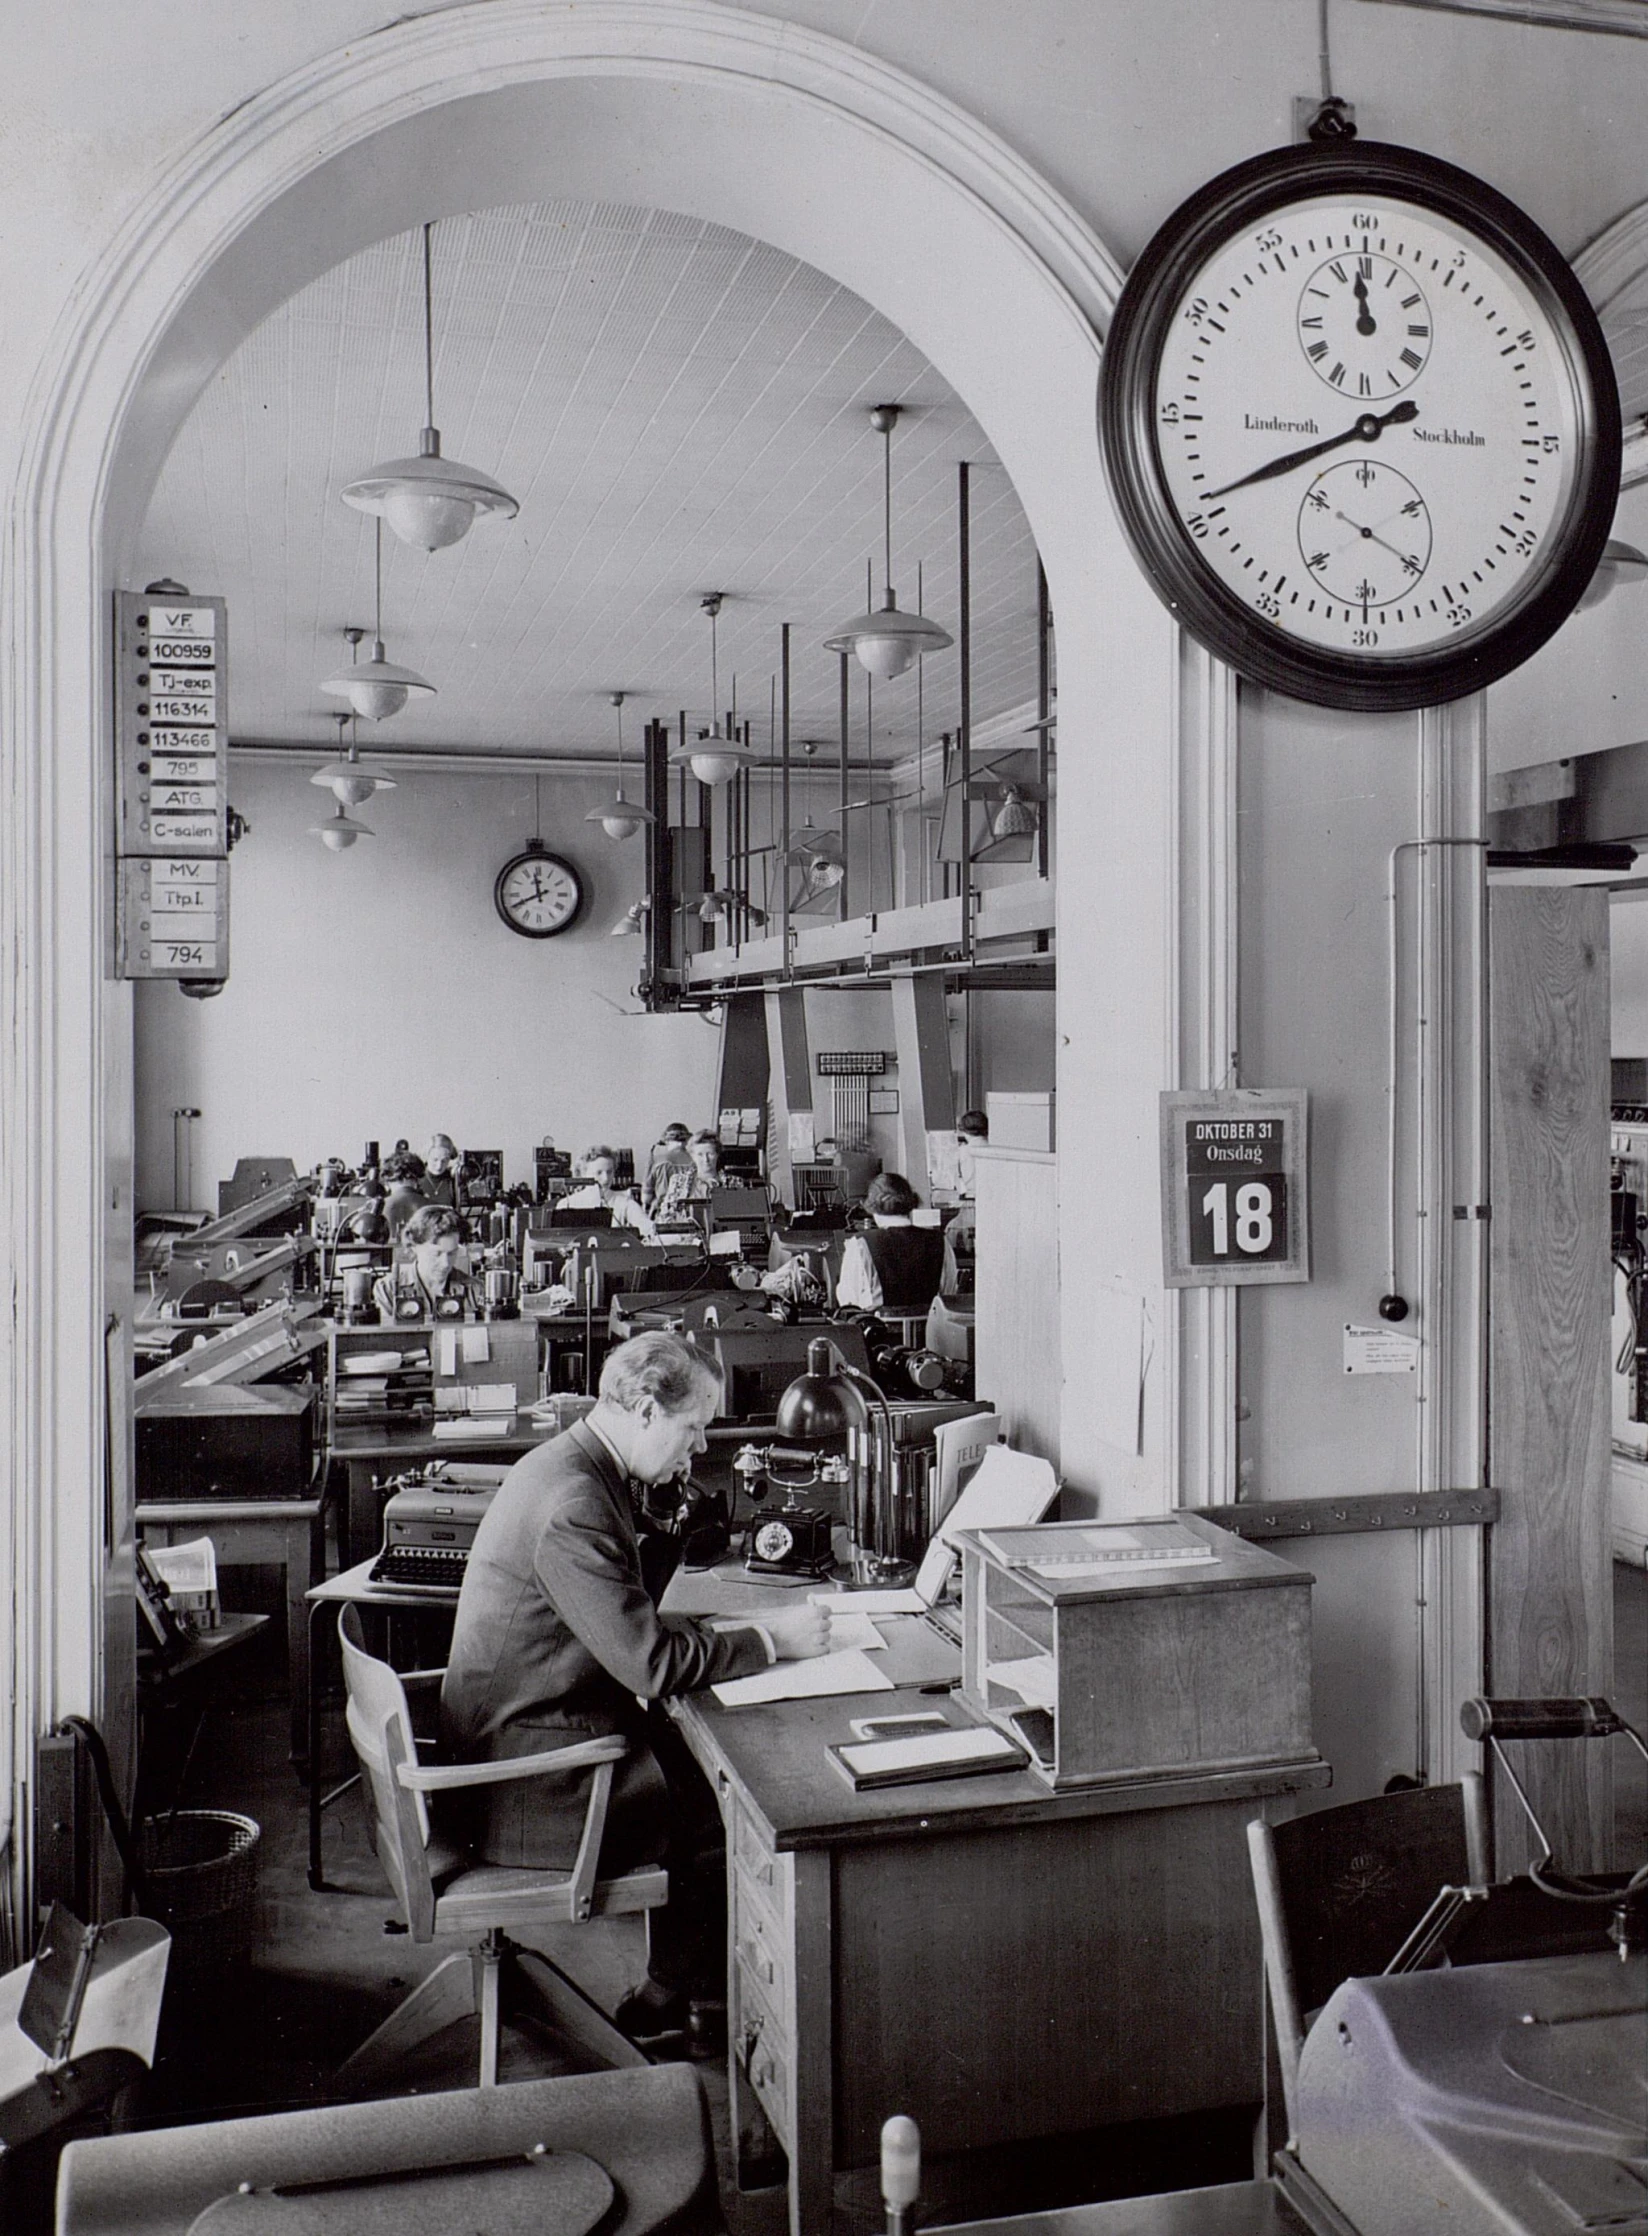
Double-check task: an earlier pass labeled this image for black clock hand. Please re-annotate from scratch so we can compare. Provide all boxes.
[1333,510,1422,571]
[1205,400,1418,500]
[1352,271,1377,337]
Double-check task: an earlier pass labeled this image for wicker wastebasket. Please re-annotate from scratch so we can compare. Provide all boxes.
[137,1809,260,1979]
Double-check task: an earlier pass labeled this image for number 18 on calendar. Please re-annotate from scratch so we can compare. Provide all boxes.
[1160,1089,1309,1288]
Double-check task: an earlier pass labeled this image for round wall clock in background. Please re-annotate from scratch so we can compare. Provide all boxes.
[493,840,585,937]
[1098,141,1621,711]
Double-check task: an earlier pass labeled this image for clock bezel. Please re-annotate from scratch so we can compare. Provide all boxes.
[1098,140,1621,712]
[493,843,586,939]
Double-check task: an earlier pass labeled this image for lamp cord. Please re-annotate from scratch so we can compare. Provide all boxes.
[883,418,894,593]
[374,518,383,641]
[423,221,436,429]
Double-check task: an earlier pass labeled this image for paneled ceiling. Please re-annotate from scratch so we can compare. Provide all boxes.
[135,201,1044,767]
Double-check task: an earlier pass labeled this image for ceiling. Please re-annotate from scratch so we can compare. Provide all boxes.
[135,201,1045,769]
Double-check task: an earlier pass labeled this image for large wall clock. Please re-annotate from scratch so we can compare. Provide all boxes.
[1098,141,1621,711]
[493,840,585,937]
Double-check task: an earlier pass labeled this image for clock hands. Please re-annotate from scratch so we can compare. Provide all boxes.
[1205,399,1418,500]
[1352,270,1377,337]
[1333,509,1424,575]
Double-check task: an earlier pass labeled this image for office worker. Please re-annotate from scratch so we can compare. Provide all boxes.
[643,1121,694,1217]
[372,1202,473,1320]
[422,1132,461,1209]
[561,1145,657,1239]
[835,1171,947,1314]
[440,1331,830,2036]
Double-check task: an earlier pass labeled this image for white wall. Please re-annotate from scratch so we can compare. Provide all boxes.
[133,758,720,1208]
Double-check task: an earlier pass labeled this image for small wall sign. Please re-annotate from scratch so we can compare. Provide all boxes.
[1160,1089,1309,1288]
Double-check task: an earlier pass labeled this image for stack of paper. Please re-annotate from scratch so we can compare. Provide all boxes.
[712,1648,893,1707]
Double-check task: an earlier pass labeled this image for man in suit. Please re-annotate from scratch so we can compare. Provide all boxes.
[441,1330,828,2042]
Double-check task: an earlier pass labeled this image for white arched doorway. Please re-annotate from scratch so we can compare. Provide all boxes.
[2,0,1189,1919]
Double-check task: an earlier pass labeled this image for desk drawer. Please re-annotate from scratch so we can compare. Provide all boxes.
[738,1997,790,2142]
[729,1807,791,1950]
[733,1898,789,2019]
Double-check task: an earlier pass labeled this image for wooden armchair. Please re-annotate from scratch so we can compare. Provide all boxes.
[335,1602,668,2092]
[1247,1774,1489,2150]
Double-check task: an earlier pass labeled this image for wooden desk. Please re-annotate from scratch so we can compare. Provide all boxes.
[136,1500,324,1764]
[663,1578,1329,2236]
[330,1422,557,1571]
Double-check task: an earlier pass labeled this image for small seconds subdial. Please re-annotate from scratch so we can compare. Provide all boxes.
[1296,251,1433,397]
[1298,460,1432,609]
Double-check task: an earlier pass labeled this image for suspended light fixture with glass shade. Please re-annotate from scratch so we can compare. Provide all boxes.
[310,709,398,808]
[321,524,437,721]
[824,404,954,680]
[310,798,375,852]
[1576,538,1648,610]
[586,693,656,841]
[610,896,650,937]
[670,595,758,786]
[342,222,520,552]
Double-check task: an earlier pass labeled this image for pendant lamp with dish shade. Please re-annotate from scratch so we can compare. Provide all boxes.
[311,709,398,808]
[824,404,953,680]
[310,798,375,852]
[320,524,436,721]
[586,693,655,840]
[670,595,757,786]
[342,223,519,553]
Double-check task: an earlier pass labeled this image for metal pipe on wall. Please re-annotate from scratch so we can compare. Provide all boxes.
[781,623,792,977]
[839,649,851,922]
[959,461,973,964]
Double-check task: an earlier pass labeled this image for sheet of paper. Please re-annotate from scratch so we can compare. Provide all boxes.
[711,1609,884,1650]
[712,1647,893,1707]
[811,1587,926,1615]
[913,1442,1058,1605]
[931,1411,1001,1528]
[461,1324,490,1364]
[437,1327,458,1376]
[987,1655,1057,1709]
[146,1537,217,1594]
[1089,1287,1145,1456]
[1343,1323,1421,1375]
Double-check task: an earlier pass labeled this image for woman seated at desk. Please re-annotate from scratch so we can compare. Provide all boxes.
[421,1133,461,1209]
[835,1171,946,1315]
[561,1145,657,1240]
[650,1128,727,1228]
[439,1331,829,2041]
[642,1122,693,1218]
[372,1203,474,1321]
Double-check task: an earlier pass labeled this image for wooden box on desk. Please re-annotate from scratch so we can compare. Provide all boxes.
[956,1511,1317,1789]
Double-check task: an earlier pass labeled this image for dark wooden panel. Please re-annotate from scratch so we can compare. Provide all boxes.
[831,1797,1268,2164]
[1488,887,1613,1870]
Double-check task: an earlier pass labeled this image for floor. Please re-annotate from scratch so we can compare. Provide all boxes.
[65,1557,1648,2235]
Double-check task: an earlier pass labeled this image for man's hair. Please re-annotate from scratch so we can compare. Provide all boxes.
[866,1171,918,1217]
[599,1330,723,1415]
[402,1203,462,1247]
[956,1109,988,1139]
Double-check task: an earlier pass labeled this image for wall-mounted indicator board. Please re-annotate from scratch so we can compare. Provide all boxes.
[1160,1088,1309,1287]
[117,854,229,982]
[114,589,229,981]
[115,591,227,858]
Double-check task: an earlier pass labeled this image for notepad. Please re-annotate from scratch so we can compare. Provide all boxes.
[828,1725,1028,1791]
[712,1647,893,1707]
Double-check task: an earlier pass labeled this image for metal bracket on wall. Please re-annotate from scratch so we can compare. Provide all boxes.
[1188,1487,1500,1540]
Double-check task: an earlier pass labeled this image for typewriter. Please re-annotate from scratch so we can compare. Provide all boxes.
[368,1464,506,1592]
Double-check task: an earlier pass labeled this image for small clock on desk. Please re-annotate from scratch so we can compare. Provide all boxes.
[493,841,585,938]
[1098,139,1621,711]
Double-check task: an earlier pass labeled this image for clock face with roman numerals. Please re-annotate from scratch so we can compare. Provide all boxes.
[1100,142,1620,711]
[494,845,584,937]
